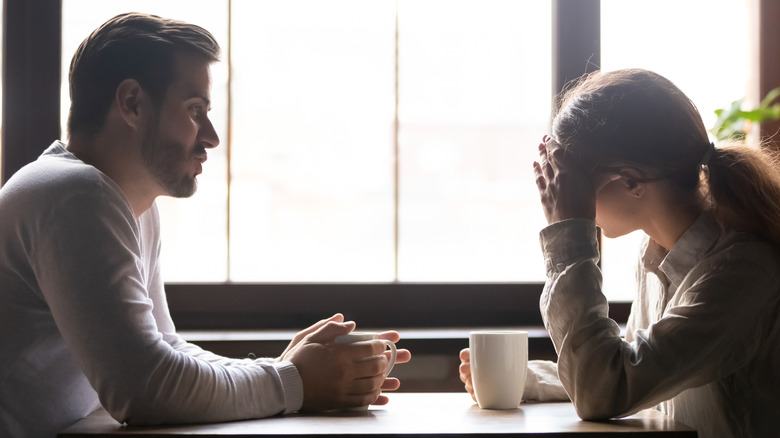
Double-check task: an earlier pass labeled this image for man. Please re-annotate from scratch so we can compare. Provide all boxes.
[0,13,409,438]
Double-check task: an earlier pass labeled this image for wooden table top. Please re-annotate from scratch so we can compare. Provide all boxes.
[58,392,697,437]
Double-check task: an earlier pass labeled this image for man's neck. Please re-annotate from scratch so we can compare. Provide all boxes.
[66,132,158,218]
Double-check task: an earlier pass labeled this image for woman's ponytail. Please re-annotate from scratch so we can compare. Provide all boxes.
[705,143,780,249]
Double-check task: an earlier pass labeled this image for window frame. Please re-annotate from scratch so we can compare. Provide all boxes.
[165,282,632,330]
[1,0,61,181]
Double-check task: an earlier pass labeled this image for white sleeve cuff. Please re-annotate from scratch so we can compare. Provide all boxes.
[275,360,303,414]
[523,360,570,402]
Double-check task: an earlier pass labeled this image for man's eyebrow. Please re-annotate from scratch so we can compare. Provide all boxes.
[188,93,212,108]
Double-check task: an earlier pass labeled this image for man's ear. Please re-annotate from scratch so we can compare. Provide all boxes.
[115,78,147,130]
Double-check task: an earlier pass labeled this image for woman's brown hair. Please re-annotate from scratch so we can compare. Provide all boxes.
[552,68,780,249]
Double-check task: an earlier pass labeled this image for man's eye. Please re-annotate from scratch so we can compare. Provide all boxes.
[191,106,209,119]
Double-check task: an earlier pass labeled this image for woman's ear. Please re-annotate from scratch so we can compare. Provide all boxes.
[618,168,646,198]
[115,78,147,130]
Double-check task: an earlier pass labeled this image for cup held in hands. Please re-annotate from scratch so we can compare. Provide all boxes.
[334,331,397,376]
[334,331,398,410]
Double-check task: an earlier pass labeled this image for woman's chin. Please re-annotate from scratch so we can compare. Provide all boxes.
[597,225,627,239]
[596,223,635,239]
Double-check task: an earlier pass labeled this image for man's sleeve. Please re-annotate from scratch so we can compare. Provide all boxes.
[36,187,303,425]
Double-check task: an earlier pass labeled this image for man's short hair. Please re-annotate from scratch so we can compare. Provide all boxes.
[67,12,221,138]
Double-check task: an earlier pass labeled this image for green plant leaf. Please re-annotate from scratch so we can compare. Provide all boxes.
[760,87,780,108]
[709,87,780,141]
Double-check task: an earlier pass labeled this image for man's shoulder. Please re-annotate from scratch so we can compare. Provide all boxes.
[0,153,130,227]
[4,151,112,202]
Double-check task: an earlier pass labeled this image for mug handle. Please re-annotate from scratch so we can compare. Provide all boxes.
[381,340,397,376]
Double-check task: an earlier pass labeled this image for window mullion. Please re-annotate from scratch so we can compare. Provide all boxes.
[551,0,601,97]
[393,1,400,282]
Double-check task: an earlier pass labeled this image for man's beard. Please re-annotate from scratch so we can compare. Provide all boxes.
[141,121,202,198]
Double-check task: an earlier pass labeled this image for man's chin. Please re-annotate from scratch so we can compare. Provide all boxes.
[166,178,197,199]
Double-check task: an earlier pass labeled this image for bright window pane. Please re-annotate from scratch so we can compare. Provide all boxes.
[229,1,396,281]
[397,0,550,281]
[0,10,3,185]
[61,1,230,281]
[600,0,750,300]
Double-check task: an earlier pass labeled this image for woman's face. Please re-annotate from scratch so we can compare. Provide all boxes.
[593,173,644,238]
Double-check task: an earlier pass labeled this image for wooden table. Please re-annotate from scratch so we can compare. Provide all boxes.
[58,392,696,437]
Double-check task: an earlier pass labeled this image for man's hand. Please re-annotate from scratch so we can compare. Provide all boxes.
[372,330,411,406]
[281,315,411,411]
[532,135,600,224]
[279,313,347,361]
[459,348,477,402]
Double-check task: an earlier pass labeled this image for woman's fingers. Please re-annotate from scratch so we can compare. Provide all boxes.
[533,161,547,191]
[534,135,598,223]
[538,141,555,180]
[535,136,556,193]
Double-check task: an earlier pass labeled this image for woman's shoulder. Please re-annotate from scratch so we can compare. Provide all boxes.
[715,228,780,264]
[685,212,780,273]
[697,228,780,293]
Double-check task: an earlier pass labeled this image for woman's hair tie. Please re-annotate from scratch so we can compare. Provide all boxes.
[699,142,715,167]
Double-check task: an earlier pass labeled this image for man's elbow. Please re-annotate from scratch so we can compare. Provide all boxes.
[99,385,170,426]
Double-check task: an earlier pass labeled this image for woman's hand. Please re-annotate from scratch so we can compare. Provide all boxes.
[532,135,599,224]
[459,348,477,402]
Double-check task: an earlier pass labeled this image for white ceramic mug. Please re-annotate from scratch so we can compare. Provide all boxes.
[469,330,528,410]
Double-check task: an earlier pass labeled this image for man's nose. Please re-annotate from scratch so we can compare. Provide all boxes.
[200,117,220,149]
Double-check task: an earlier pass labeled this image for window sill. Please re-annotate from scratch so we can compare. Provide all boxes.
[178,326,553,343]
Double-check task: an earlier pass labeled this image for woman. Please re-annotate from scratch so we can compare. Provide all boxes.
[460,68,780,438]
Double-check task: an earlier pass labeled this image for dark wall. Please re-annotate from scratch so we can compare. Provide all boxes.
[2,0,61,185]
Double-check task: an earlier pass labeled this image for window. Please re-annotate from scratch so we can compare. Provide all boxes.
[395,1,550,282]
[61,0,550,285]
[228,1,397,282]
[0,10,3,185]
[57,1,752,305]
